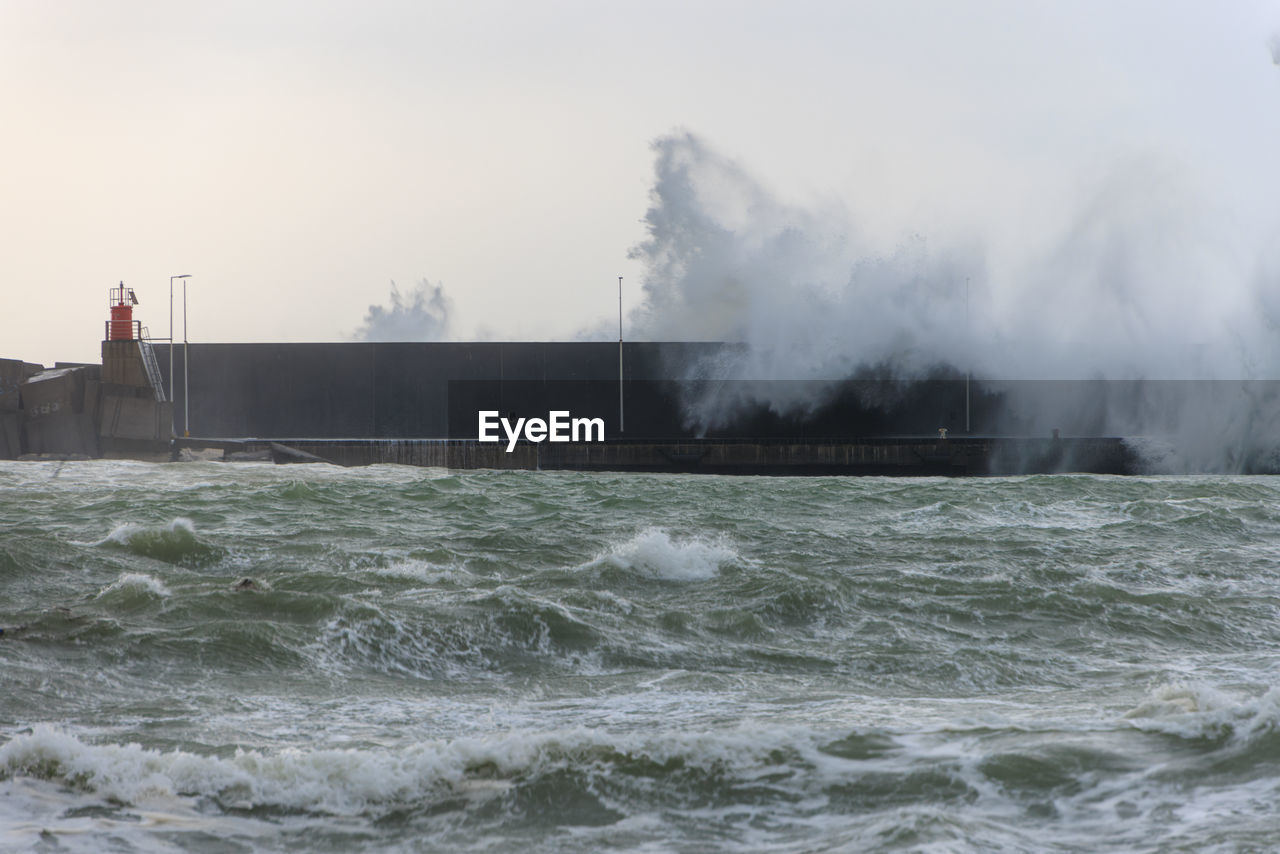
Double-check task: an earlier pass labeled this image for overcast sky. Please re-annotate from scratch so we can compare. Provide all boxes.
[4,0,1279,369]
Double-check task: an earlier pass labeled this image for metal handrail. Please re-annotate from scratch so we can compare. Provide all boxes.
[137,327,168,402]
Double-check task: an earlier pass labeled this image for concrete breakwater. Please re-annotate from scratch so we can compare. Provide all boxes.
[1,347,172,461]
[197,435,1136,476]
[1,348,1135,475]
[6,340,1256,475]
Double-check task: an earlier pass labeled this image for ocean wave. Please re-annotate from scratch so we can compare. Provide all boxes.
[1123,682,1280,746]
[96,572,170,599]
[6,711,1280,851]
[367,559,476,586]
[597,528,740,581]
[312,592,605,679]
[0,723,821,818]
[93,518,222,567]
[0,718,1195,847]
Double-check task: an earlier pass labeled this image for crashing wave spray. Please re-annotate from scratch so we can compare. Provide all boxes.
[626,131,982,430]
[625,131,1280,470]
[357,279,452,341]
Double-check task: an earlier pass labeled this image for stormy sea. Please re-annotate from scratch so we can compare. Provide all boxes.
[4,460,1280,852]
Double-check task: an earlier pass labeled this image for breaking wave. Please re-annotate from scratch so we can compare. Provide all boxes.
[1124,682,1280,746]
[96,572,170,599]
[94,518,222,566]
[595,528,740,581]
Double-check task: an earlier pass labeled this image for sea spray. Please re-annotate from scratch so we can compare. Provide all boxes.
[598,528,739,581]
[625,132,1280,470]
[357,279,452,342]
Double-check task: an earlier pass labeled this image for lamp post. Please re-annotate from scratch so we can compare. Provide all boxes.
[965,276,970,434]
[618,276,624,435]
[183,277,192,437]
[169,274,190,437]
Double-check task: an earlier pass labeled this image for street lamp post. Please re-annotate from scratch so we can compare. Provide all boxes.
[183,277,192,437]
[965,276,970,434]
[169,274,190,437]
[618,276,624,435]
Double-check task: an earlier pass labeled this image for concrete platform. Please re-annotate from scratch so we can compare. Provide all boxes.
[186,436,1135,476]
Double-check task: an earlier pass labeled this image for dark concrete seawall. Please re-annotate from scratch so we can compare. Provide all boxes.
[12,341,1276,473]
[151,342,1280,449]
[212,436,1135,476]
[152,342,991,441]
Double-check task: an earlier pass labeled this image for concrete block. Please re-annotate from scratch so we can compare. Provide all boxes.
[23,412,98,457]
[99,394,170,441]
[21,368,87,417]
[101,340,150,388]
[0,358,40,411]
[0,411,21,458]
[84,379,102,426]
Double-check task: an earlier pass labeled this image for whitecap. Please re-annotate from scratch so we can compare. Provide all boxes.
[368,559,474,585]
[1122,681,1280,744]
[101,517,197,547]
[602,528,738,581]
[97,572,171,598]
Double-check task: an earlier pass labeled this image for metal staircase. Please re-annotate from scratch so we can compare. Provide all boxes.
[137,328,168,402]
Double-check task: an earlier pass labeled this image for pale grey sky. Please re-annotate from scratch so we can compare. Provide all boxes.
[3,0,1279,370]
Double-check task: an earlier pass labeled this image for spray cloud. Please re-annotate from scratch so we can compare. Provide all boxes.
[627,131,982,428]
[357,279,452,342]
[625,131,1280,469]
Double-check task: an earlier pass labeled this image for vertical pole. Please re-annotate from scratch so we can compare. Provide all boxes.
[618,276,624,435]
[169,279,175,436]
[183,279,190,437]
[965,276,971,434]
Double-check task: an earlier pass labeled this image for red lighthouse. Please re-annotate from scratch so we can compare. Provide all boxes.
[107,282,140,341]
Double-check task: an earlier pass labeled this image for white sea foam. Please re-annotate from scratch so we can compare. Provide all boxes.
[97,572,171,598]
[0,775,232,854]
[368,559,474,585]
[4,696,1277,852]
[0,724,457,815]
[602,528,738,581]
[1122,682,1280,743]
[0,722,815,817]
[101,517,197,546]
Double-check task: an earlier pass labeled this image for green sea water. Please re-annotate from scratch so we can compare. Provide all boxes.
[4,460,1280,852]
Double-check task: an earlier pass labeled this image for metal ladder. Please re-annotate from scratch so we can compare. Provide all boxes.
[137,328,168,402]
